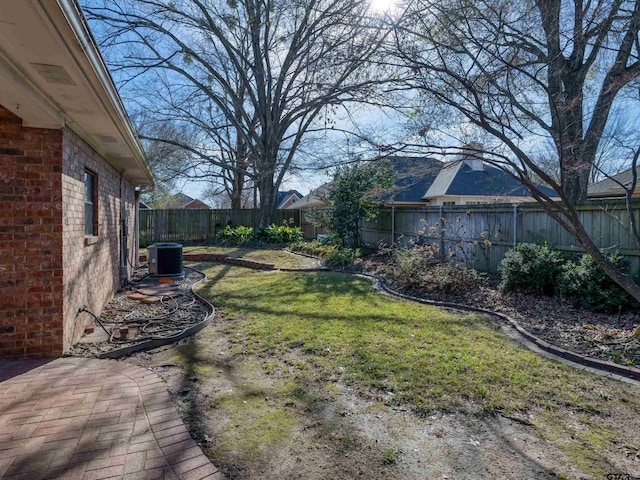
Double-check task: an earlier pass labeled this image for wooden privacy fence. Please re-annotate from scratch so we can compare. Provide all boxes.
[356,199,640,272]
[139,209,300,247]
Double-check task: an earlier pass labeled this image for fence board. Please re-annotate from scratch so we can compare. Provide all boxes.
[355,199,640,272]
[139,209,300,247]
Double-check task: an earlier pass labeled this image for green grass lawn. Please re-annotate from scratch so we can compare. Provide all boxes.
[197,265,638,415]
[183,261,640,477]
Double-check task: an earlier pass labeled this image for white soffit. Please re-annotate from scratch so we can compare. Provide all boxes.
[0,0,153,187]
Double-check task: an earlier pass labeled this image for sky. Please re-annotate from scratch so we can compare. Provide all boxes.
[177,0,402,201]
[84,0,640,203]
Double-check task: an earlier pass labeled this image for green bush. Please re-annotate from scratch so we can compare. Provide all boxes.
[217,224,302,246]
[255,224,303,244]
[217,225,255,245]
[498,243,564,295]
[326,247,361,267]
[557,251,636,312]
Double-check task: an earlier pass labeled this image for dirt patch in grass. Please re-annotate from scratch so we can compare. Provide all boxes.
[125,263,640,479]
[127,313,640,480]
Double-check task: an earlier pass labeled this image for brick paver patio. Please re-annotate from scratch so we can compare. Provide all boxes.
[0,358,225,480]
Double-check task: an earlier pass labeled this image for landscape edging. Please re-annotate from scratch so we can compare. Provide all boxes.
[97,269,215,359]
[376,281,640,382]
[282,249,640,382]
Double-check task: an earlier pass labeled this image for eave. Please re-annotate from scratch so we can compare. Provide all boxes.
[0,0,154,188]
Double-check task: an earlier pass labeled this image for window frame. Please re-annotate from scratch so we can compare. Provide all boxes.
[84,169,98,237]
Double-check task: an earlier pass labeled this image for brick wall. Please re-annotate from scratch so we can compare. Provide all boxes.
[0,104,138,358]
[62,129,136,351]
[0,105,64,358]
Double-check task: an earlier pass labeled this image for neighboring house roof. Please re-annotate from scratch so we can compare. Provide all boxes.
[424,160,557,200]
[277,190,303,209]
[288,184,329,209]
[166,193,211,209]
[183,199,211,209]
[382,156,443,204]
[0,0,153,187]
[588,166,640,198]
[139,201,151,209]
[294,155,557,208]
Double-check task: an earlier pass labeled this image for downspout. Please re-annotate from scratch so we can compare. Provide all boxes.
[439,205,445,262]
[135,188,141,268]
[119,171,128,286]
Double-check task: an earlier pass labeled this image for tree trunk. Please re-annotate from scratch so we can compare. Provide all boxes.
[230,171,245,210]
[257,174,278,227]
[560,153,590,205]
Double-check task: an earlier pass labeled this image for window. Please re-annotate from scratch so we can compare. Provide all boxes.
[442,201,456,206]
[84,169,97,236]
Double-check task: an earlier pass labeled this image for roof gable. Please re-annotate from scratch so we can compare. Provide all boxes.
[167,192,195,208]
[588,166,640,197]
[289,184,328,209]
[424,160,557,199]
[277,190,303,208]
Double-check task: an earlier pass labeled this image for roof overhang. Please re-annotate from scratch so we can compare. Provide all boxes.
[588,185,640,198]
[0,0,154,188]
[384,201,431,206]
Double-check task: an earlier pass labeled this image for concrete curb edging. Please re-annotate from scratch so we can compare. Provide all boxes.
[375,280,640,382]
[141,253,277,270]
[282,248,328,270]
[97,270,216,359]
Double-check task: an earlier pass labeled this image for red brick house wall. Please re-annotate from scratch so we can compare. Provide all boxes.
[0,105,64,358]
[62,129,135,350]
[0,105,137,358]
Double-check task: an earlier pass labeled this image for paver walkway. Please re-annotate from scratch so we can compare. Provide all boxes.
[0,358,225,480]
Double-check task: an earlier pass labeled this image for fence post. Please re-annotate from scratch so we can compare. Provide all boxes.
[512,203,518,250]
[391,206,395,245]
[439,205,445,262]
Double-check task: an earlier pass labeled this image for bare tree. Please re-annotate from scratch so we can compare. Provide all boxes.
[83,0,390,224]
[392,0,640,304]
[129,112,192,207]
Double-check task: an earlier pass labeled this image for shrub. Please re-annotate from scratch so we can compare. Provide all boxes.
[557,251,636,312]
[326,247,361,267]
[217,223,302,246]
[498,243,564,295]
[382,245,483,295]
[289,240,338,258]
[385,246,437,290]
[288,240,361,267]
[217,225,254,245]
[426,262,483,295]
[255,224,303,244]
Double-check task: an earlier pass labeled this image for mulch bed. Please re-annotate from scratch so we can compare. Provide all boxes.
[69,267,210,358]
